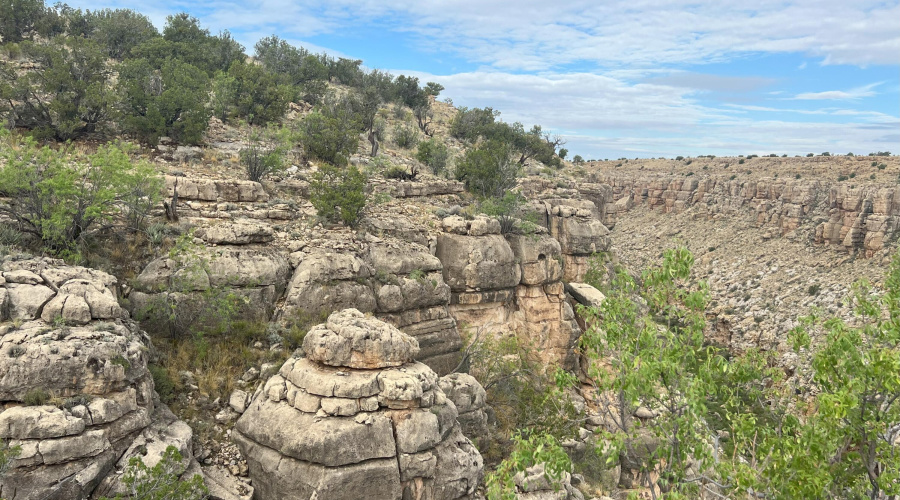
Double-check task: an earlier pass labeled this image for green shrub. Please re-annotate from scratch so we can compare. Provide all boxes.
[117,57,211,145]
[134,234,245,342]
[23,388,50,406]
[240,143,284,182]
[0,0,46,43]
[0,131,163,252]
[225,60,292,126]
[89,8,158,59]
[1,438,22,479]
[392,121,419,149]
[415,137,450,176]
[300,95,361,166]
[149,364,175,403]
[455,139,519,198]
[450,106,498,142]
[98,445,207,500]
[0,36,112,140]
[309,164,367,227]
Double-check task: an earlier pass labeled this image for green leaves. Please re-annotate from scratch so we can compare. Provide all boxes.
[486,432,572,500]
[117,57,211,145]
[0,130,162,252]
[99,445,207,500]
[309,164,367,228]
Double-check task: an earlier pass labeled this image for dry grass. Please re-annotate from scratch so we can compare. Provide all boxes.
[155,320,288,401]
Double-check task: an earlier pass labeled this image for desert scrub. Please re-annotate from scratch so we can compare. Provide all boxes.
[309,164,368,227]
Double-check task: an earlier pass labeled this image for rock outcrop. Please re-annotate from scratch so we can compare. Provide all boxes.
[512,463,585,500]
[130,247,291,322]
[438,373,489,446]
[281,237,464,375]
[0,258,199,500]
[233,309,483,500]
[596,174,900,257]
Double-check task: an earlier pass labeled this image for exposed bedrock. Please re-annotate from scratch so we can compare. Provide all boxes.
[0,258,199,500]
[233,309,483,500]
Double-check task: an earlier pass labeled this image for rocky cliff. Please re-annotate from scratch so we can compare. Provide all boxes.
[0,257,205,500]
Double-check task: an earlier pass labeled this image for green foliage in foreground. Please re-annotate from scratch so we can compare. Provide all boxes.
[563,248,900,499]
[415,137,450,176]
[487,432,572,500]
[0,129,162,253]
[98,445,207,500]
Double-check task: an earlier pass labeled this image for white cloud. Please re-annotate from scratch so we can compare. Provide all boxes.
[793,82,883,100]
[404,70,899,159]
[74,0,900,70]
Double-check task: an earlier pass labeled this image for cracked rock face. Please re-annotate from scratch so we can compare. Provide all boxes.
[233,309,483,500]
[0,258,198,500]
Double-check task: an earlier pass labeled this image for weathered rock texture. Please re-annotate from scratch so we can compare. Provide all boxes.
[594,174,900,257]
[281,237,464,375]
[166,175,269,203]
[130,247,291,322]
[0,258,198,500]
[513,463,585,500]
[434,215,597,368]
[438,373,489,446]
[233,309,483,500]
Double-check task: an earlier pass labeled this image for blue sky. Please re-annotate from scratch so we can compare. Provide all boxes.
[73,0,899,159]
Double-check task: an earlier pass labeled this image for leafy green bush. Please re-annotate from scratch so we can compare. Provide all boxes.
[240,143,284,182]
[0,36,112,140]
[117,57,211,146]
[415,137,450,176]
[0,0,46,43]
[309,164,367,227]
[99,445,207,500]
[0,130,163,252]
[23,388,50,406]
[486,432,572,500]
[149,364,175,403]
[450,106,498,142]
[134,234,245,342]
[90,8,158,59]
[299,96,361,166]
[0,438,22,479]
[225,60,292,126]
[455,139,520,198]
[392,122,419,149]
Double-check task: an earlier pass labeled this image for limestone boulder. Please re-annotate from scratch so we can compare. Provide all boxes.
[513,463,585,500]
[439,373,489,444]
[234,310,483,500]
[507,234,563,285]
[197,222,274,245]
[566,282,606,309]
[304,309,420,369]
[436,234,521,292]
[132,248,290,321]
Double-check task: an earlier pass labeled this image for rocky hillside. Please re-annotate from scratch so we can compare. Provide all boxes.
[1,91,896,499]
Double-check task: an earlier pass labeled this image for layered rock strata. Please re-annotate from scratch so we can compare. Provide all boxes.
[130,247,292,322]
[0,258,198,500]
[595,175,900,256]
[281,238,463,375]
[233,309,483,500]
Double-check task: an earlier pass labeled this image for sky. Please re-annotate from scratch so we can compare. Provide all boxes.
[72,0,899,160]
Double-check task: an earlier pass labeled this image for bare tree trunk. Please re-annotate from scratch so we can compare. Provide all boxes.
[368,130,379,157]
[164,178,179,222]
